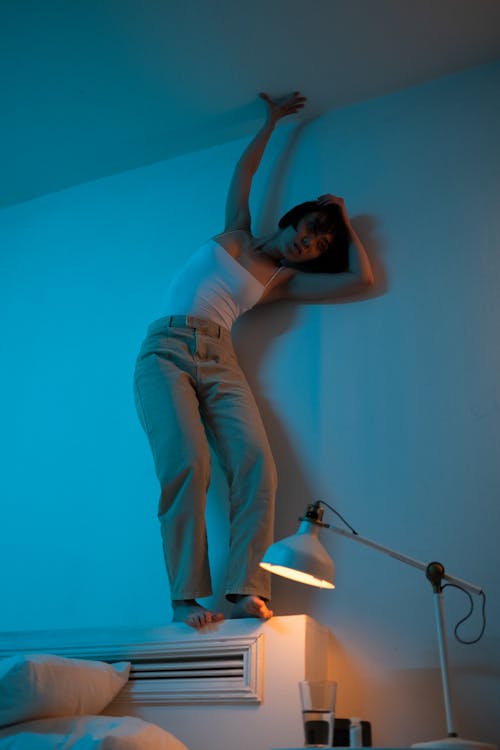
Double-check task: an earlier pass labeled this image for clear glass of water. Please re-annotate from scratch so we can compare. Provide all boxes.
[299,680,337,747]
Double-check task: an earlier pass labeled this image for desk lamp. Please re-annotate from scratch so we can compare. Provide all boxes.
[260,501,496,750]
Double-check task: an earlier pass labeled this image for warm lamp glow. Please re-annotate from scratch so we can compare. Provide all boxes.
[259,561,335,588]
[259,519,336,587]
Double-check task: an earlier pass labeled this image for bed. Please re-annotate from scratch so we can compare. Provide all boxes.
[0,653,189,750]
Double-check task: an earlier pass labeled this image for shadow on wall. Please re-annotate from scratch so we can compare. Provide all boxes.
[206,121,384,619]
[229,225,383,616]
[232,302,317,616]
[258,121,309,231]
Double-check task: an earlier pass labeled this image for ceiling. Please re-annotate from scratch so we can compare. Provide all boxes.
[2,0,500,208]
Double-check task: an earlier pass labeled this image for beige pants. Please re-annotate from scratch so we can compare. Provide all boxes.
[133,316,277,601]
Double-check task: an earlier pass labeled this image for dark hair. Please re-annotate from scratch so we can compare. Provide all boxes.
[278,201,349,273]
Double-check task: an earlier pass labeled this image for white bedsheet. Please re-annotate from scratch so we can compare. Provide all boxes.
[0,714,189,750]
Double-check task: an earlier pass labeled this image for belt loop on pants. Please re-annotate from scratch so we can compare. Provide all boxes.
[167,315,223,339]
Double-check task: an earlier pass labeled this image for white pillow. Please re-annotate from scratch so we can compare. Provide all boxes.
[0,654,130,727]
[0,715,189,750]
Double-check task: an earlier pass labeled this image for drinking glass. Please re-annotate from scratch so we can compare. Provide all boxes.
[299,680,337,747]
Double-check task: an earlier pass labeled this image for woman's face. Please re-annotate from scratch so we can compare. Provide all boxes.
[282,212,335,263]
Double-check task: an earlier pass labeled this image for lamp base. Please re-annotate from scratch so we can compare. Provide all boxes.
[412,737,497,750]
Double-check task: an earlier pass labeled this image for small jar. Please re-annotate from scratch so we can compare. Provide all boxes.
[349,716,362,747]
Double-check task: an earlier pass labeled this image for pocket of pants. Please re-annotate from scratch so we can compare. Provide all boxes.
[133,367,154,437]
[136,332,173,362]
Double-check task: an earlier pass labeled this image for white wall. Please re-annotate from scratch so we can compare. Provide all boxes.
[1,61,499,745]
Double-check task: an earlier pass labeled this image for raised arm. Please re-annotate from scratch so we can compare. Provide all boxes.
[268,195,374,303]
[224,92,306,232]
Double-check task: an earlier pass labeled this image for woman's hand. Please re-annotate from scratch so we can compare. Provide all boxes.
[259,91,307,125]
[224,91,306,231]
[317,193,351,225]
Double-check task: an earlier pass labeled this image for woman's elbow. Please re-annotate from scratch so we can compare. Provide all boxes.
[365,274,375,289]
[348,275,374,297]
[359,269,375,288]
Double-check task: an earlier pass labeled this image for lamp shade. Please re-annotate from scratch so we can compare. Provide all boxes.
[260,520,335,588]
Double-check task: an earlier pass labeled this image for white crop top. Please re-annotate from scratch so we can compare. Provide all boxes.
[164,239,281,330]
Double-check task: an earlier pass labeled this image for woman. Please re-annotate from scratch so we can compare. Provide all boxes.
[134,91,374,628]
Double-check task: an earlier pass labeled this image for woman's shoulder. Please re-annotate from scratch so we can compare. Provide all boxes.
[212,228,254,257]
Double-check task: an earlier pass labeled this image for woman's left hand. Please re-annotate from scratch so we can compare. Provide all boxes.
[259,91,307,124]
[317,193,350,224]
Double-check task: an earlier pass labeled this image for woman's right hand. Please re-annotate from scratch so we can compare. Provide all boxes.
[317,193,351,225]
[259,91,307,124]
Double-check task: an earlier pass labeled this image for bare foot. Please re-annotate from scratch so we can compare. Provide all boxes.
[230,595,273,620]
[172,599,224,629]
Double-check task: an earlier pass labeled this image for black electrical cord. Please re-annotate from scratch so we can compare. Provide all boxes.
[442,583,487,644]
[318,499,359,535]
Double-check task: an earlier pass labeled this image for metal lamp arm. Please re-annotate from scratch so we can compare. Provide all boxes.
[323,524,483,596]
